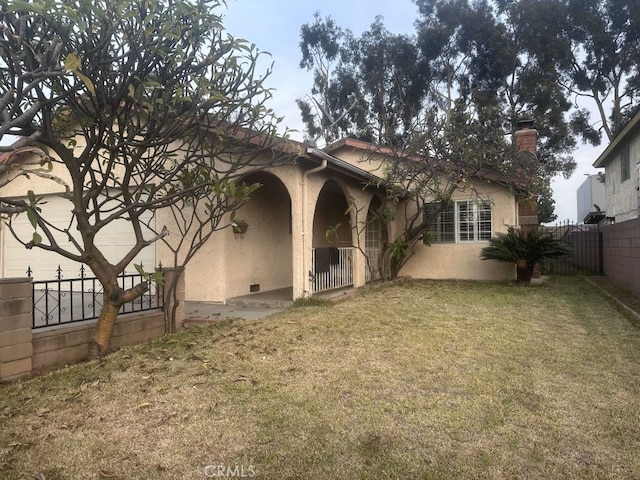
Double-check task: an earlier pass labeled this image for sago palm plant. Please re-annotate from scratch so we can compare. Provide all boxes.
[480,227,571,281]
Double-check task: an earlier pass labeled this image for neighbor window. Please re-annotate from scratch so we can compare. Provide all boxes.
[621,145,630,182]
[426,200,492,243]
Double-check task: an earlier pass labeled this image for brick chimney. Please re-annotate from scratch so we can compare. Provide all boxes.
[514,118,539,233]
[514,118,538,154]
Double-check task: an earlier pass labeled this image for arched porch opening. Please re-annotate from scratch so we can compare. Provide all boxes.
[224,171,293,300]
[311,180,354,293]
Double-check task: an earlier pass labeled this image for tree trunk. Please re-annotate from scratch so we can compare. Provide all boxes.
[87,279,148,359]
[89,299,121,359]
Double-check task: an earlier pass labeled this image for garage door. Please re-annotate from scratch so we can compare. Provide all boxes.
[1,194,156,281]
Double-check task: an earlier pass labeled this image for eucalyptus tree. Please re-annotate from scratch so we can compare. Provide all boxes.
[0,0,291,356]
[498,0,640,143]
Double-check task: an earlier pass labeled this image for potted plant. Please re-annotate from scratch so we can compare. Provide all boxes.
[480,227,571,282]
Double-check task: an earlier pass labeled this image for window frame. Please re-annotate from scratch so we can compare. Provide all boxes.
[621,145,630,182]
[426,200,493,243]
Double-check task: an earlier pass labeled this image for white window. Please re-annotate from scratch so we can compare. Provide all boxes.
[426,200,492,243]
[621,145,630,182]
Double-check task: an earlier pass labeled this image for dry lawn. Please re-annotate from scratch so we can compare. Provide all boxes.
[1,277,640,479]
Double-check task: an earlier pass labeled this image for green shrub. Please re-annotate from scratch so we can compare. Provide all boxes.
[480,227,571,281]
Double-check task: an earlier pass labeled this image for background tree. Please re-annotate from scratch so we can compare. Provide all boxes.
[348,108,540,280]
[415,0,576,223]
[499,0,640,142]
[0,0,291,356]
[299,0,640,224]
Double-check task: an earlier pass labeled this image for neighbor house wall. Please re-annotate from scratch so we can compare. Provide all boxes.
[577,175,606,223]
[603,136,640,222]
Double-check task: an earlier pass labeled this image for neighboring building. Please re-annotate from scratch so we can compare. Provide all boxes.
[593,111,640,223]
[577,174,606,224]
[1,125,538,304]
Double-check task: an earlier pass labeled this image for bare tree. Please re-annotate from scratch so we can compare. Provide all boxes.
[349,110,539,280]
[0,0,293,356]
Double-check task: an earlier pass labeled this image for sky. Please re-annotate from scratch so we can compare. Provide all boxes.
[221,0,607,224]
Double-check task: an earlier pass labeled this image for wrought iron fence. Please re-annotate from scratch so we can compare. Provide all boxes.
[542,221,603,275]
[311,247,354,293]
[30,264,164,329]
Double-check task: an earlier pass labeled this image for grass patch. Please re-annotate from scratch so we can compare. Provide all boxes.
[292,296,334,308]
[2,277,640,479]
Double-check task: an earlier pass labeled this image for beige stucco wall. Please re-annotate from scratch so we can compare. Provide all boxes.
[223,170,294,298]
[312,181,353,248]
[326,144,389,177]
[603,136,640,222]
[171,163,304,302]
[398,180,517,281]
[175,161,378,302]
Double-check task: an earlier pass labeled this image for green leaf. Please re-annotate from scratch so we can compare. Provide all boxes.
[32,232,42,246]
[134,264,146,276]
[27,190,36,204]
[64,53,82,72]
[26,207,38,229]
[64,53,95,95]
[150,272,164,285]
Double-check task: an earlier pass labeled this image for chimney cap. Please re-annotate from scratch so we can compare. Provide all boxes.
[517,118,535,130]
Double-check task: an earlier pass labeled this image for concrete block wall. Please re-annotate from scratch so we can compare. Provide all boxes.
[31,311,166,372]
[0,269,185,382]
[0,278,33,381]
[602,218,640,297]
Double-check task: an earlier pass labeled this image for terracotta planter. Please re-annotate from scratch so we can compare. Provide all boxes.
[516,261,533,282]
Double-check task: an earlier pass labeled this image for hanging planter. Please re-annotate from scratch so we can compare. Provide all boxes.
[232,220,249,238]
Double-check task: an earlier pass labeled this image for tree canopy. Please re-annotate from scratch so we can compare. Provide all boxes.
[0,0,291,354]
[297,0,640,223]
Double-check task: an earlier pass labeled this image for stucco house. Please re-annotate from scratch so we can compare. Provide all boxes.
[592,110,640,223]
[1,124,539,307]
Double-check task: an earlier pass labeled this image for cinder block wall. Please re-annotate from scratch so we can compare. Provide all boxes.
[0,268,185,381]
[602,219,640,297]
[31,311,167,372]
[0,278,33,381]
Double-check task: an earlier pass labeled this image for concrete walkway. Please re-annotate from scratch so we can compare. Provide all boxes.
[184,301,285,324]
[184,287,293,325]
[183,285,359,326]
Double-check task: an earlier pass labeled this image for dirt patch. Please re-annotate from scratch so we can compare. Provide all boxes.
[586,276,640,323]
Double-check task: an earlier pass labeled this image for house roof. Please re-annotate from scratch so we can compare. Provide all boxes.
[306,147,384,185]
[593,110,640,168]
[323,136,533,190]
[324,137,396,156]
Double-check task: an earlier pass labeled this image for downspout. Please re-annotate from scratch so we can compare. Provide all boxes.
[301,147,328,297]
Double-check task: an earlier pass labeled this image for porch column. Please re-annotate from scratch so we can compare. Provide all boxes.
[291,169,307,300]
[348,188,373,289]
